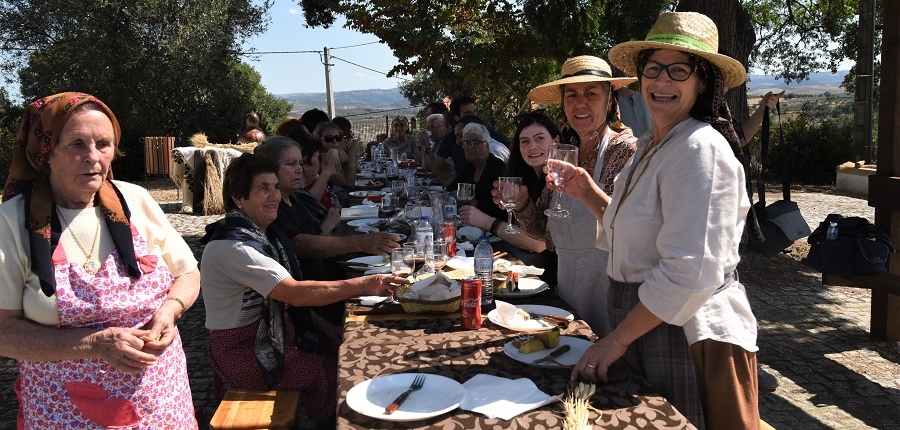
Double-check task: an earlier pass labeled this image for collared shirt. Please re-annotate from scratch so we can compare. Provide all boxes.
[602,118,757,351]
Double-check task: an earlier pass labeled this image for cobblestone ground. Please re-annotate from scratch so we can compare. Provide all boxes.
[0,187,897,429]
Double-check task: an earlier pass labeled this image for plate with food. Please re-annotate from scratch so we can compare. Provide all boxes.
[346,255,390,273]
[350,190,387,198]
[346,218,383,228]
[487,302,574,333]
[503,335,593,369]
[494,277,550,298]
[355,179,384,188]
[346,373,465,422]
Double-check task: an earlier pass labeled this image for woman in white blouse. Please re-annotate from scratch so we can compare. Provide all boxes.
[554,12,759,429]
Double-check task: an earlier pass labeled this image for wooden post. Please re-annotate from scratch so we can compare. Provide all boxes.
[868,0,900,340]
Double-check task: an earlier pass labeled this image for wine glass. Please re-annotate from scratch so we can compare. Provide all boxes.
[391,248,414,279]
[456,183,475,207]
[544,144,579,218]
[498,177,522,234]
[429,240,449,271]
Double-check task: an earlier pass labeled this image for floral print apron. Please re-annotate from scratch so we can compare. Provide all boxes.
[16,224,197,429]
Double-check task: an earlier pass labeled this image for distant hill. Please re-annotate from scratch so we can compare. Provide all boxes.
[275,70,851,114]
[747,70,848,96]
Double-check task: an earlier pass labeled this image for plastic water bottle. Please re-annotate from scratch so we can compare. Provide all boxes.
[416,215,433,245]
[444,193,458,221]
[474,235,494,307]
[826,222,839,240]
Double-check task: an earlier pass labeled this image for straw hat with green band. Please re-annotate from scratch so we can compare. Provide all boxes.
[528,55,638,104]
[608,11,747,88]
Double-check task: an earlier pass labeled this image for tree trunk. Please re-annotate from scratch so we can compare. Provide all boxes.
[677,0,756,122]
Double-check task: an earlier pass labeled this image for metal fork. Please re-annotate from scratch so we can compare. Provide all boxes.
[384,374,426,414]
[524,309,570,328]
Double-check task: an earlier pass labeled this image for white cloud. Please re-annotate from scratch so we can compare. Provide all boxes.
[288,8,299,15]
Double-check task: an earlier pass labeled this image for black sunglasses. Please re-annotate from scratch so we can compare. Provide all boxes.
[322,134,343,143]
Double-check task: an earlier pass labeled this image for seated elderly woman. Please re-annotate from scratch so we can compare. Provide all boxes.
[447,122,508,221]
[254,135,400,283]
[313,121,360,190]
[200,153,405,426]
[0,92,200,428]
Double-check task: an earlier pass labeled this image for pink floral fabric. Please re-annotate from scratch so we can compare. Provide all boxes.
[16,225,197,429]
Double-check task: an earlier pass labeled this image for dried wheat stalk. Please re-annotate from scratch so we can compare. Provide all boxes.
[563,381,598,430]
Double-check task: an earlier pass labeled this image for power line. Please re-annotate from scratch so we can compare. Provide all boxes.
[238,50,321,56]
[329,55,411,82]
[330,41,380,50]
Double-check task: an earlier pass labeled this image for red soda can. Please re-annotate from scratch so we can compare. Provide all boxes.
[460,277,482,329]
[442,221,457,257]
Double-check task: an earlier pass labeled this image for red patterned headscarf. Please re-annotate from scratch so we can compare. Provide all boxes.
[3,92,140,296]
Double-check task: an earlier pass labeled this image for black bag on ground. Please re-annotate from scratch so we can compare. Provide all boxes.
[745,103,811,257]
[807,214,895,275]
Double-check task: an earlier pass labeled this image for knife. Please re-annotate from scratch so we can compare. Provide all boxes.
[531,344,572,365]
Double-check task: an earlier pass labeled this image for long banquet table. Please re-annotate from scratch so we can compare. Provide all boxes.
[336,289,695,429]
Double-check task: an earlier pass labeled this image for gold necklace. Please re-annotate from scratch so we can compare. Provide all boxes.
[56,207,103,275]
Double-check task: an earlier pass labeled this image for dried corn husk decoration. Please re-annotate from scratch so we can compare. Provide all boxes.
[563,381,598,430]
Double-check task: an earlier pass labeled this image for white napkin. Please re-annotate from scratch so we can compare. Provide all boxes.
[459,374,562,420]
[358,296,390,306]
[457,241,474,252]
[500,264,545,276]
[494,300,545,329]
[340,205,379,220]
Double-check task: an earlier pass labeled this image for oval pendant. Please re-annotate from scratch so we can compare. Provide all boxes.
[84,259,101,275]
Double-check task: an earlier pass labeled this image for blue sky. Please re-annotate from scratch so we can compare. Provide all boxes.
[244,0,411,95]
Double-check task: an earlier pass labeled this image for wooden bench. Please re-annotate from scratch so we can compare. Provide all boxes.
[209,388,300,430]
[823,272,900,340]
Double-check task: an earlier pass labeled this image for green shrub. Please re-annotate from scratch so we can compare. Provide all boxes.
[747,112,854,185]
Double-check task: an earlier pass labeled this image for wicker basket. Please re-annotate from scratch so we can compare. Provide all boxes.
[393,283,461,314]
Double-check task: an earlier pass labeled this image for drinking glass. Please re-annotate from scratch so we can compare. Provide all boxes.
[404,203,420,229]
[430,240,449,271]
[391,179,406,200]
[456,183,475,207]
[498,177,522,234]
[391,248,414,279]
[544,144,579,218]
[402,242,426,279]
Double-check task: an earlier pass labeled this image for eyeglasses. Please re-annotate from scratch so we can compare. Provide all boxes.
[461,140,486,148]
[639,60,696,81]
[322,134,343,143]
[426,123,443,130]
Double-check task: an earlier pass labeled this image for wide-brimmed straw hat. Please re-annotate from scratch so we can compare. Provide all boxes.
[608,12,746,88]
[528,56,638,104]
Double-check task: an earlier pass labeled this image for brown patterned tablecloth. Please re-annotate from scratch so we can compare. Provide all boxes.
[337,294,695,429]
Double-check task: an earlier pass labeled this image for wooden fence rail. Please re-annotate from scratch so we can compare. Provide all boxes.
[144,136,176,177]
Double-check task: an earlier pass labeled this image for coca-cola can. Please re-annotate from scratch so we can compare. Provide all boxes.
[460,277,482,329]
[442,221,457,257]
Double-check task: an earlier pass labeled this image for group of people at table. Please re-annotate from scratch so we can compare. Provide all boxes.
[0,11,778,429]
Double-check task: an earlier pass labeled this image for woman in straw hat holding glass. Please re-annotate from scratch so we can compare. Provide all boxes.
[509,55,637,336]
[551,12,759,429]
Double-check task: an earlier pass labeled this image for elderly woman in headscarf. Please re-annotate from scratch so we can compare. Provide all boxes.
[510,55,638,335]
[200,153,405,426]
[0,92,200,428]
[553,12,759,429]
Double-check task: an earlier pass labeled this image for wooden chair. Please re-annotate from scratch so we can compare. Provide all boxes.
[209,387,300,430]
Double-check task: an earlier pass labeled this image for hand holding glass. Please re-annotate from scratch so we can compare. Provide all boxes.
[498,177,522,234]
[391,248,414,279]
[544,144,579,218]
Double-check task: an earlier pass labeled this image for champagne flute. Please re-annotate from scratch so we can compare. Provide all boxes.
[544,144,579,218]
[498,177,522,234]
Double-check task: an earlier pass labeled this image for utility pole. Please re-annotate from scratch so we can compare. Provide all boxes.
[324,46,336,119]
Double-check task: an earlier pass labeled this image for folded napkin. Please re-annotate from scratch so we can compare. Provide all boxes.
[459,374,562,420]
[341,205,379,220]
[499,264,545,276]
[494,300,546,329]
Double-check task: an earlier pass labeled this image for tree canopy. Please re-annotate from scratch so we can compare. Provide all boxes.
[0,0,291,179]
[301,0,876,132]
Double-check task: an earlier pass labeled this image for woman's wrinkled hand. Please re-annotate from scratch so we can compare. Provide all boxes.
[570,333,629,383]
[361,273,408,296]
[320,207,341,235]
[89,327,161,373]
[458,205,492,230]
[139,299,182,356]
[358,232,401,256]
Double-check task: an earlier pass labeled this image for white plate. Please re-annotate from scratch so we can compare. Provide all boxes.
[444,256,510,272]
[346,255,389,272]
[347,218,383,228]
[488,304,574,333]
[502,336,593,369]
[355,180,385,188]
[494,278,550,298]
[346,373,465,422]
[350,190,386,198]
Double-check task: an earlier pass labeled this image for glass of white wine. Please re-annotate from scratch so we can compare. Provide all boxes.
[544,144,579,218]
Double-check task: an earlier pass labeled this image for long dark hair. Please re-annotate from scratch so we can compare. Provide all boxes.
[507,112,561,201]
